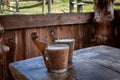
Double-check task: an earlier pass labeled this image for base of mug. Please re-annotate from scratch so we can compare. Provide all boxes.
[50,68,67,73]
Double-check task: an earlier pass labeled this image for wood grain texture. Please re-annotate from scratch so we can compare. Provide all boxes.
[9,45,120,80]
[0,13,94,30]
[14,30,25,61]
[2,24,94,61]
[1,11,120,80]
[93,0,116,46]
[1,11,120,61]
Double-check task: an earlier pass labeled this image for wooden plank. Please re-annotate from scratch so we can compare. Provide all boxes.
[78,23,94,48]
[94,59,120,73]
[14,30,25,61]
[23,25,81,59]
[76,45,120,73]
[0,13,94,30]
[91,46,120,72]
[3,30,25,61]
[24,28,45,59]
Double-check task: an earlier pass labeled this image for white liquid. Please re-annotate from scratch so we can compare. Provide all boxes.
[55,38,75,42]
[47,44,69,50]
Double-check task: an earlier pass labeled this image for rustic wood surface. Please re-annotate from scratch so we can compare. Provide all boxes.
[9,45,120,80]
[3,24,94,61]
[0,13,94,30]
[93,0,116,46]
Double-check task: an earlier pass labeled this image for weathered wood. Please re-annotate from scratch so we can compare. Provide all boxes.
[69,0,74,12]
[0,13,94,30]
[0,25,9,80]
[3,30,16,61]
[0,0,3,14]
[42,0,45,14]
[92,0,116,46]
[15,0,19,12]
[24,28,43,59]
[0,11,120,62]
[0,10,120,80]
[9,45,120,80]
[48,0,52,13]
[2,24,93,61]
[77,0,83,12]
[1,10,120,62]
[31,32,50,71]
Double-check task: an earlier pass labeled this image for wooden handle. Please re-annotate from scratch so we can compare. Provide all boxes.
[31,32,50,71]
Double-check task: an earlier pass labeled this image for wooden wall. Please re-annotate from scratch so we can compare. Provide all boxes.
[0,11,120,61]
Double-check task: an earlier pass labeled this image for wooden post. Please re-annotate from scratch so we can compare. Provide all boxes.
[42,0,45,14]
[48,0,52,13]
[77,0,83,12]
[69,0,74,13]
[0,0,3,14]
[92,0,116,46]
[0,0,2,14]
[16,0,19,12]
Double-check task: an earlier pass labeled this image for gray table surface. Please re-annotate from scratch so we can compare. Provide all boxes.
[9,45,120,80]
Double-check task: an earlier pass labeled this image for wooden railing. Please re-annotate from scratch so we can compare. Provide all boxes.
[0,11,120,61]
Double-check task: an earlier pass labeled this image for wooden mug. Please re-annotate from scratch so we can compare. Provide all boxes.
[45,44,69,73]
[54,38,75,65]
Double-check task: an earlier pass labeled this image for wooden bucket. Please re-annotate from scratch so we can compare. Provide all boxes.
[54,38,75,65]
[46,44,69,73]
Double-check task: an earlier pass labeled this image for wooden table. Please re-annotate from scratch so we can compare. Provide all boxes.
[9,45,120,80]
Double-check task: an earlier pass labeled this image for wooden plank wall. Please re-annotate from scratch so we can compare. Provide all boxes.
[2,24,94,61]
[0,13,94,61]
[0,11,120,61]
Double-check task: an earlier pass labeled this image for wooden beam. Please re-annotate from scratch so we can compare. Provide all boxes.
[0,13,94,30]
